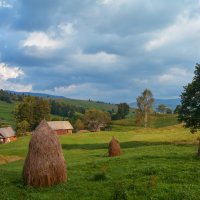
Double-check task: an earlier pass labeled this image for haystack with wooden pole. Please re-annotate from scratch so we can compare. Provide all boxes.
[22,120,67,187]
[108,136,121,157]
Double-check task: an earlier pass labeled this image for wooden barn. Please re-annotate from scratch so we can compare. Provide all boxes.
[47,121,74,135]
[0,127,17,144]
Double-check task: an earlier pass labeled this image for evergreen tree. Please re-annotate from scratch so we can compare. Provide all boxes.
[179,63,200,133]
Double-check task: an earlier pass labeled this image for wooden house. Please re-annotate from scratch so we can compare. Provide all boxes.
[0,127,17,144]
[47,121,74,135]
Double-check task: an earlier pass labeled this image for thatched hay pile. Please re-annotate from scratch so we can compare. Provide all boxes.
[23,120,67,187]
[108,137,121,157]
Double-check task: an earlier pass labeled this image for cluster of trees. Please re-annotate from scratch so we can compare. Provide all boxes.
[82,109,111,131]
[112,103,130,120]
[49,100,85,120]
[15,96,50,135]
[157,104,173,114]
[0,90,22,103]
[14,96,111,134]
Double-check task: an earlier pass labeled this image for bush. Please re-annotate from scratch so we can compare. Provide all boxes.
[93,171,107,181]
[16,120,30,136]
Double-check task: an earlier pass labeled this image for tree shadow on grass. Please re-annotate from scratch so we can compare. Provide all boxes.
[62,141,172,151]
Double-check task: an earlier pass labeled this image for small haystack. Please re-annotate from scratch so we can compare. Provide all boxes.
[23,120,67,187]
[108,137,121,157]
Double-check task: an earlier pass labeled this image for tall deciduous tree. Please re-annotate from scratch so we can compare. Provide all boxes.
[83,109,111,132]
[179,63,200,133]
[15,96,50,131]
[157,104,167,114]
[136,89,154,128]
[117,103,130,119]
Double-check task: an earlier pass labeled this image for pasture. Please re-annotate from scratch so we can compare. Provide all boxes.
[0,100,16,126]
[1,125,200,200]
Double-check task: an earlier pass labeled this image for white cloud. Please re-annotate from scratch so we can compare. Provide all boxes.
[43,83,130,102]
[54,84,78,93]
[72,50,119,65]
[58,23,75,35]
[100,0,126,6]
[132,78,149,85]
[0,63,32,92]
[0,63,24,80]
[158,67,193,84]
[43,83,91,97]
[0,0,12,8]
[22,32,62,49]
[0,81,32,92]
[145,13,200,51]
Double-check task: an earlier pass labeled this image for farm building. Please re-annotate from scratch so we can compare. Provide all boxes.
[47,121,74,135]
[0,127,17,144]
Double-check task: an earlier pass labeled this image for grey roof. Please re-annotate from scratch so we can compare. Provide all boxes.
[0,127,16,138]
[47,121,74,130]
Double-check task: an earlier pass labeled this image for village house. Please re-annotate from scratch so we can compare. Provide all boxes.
[0,127,17,144]
[47,121,74,135]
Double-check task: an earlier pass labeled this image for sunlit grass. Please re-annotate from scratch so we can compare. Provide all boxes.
[0,125,200,199]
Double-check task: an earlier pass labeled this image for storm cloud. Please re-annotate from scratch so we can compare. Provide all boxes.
[0,0,199,102]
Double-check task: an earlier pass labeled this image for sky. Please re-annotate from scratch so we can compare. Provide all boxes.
[0,0,200,103]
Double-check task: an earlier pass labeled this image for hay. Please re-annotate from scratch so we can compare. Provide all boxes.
[22,120,67,187]
[108,137,121,157]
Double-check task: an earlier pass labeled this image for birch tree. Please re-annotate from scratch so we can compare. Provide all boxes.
[136,89,154,128]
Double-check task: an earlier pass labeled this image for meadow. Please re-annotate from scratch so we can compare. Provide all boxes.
[1,125,200,200]
[0,100,16,126]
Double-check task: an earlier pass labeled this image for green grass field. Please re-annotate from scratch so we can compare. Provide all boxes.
[58,98,118,111]
[112,114,178,128]
[0,100,16,126]
[1,125,200,200]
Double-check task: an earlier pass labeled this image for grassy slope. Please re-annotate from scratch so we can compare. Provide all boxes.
[112,114,179,128]
[60,98,117,111]
[0,99,116,127]
[0,100,16,126]
[1,125,200,199]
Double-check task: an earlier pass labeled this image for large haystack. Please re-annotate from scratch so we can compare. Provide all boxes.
[108,137,121,157]
[23,120,67,187]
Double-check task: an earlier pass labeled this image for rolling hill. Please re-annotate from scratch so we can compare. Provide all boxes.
[8,91,117,111]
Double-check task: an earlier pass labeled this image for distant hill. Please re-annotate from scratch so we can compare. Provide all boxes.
[7,90,117,111]
[7,91,65,99]
[130,98,180,110]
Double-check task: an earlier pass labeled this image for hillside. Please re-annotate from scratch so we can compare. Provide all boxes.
[0,92,117,127]
[0,100,16,126]
[7,90,118,111]
[112,114,179,130]
[60,98,117,111]
[0,126,200,199]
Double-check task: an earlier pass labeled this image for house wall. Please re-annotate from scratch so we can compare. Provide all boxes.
[1,136,17,144]
[54,129,72,135]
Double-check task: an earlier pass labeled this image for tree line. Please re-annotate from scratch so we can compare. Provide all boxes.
[0,90,23,103]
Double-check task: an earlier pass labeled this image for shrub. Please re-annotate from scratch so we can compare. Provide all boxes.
[93,171,107,181]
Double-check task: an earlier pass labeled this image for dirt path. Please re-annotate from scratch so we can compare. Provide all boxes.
[0,155,24,165]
